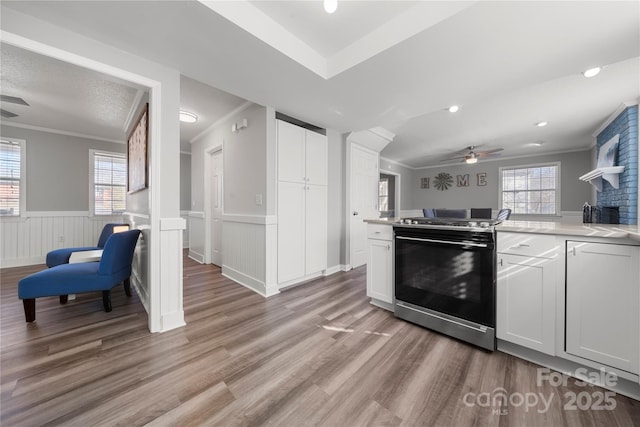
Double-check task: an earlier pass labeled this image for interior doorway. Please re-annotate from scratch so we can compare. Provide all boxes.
[379,171,400,218]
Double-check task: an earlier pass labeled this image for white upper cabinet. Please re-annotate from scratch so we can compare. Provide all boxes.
[277,119,327,185]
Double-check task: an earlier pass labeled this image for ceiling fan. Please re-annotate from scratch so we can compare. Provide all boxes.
[444,145,504,164]
[0,95,30,119]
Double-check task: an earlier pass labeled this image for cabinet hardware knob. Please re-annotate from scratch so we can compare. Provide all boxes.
[353,211,359,216]
[499,258,503,266]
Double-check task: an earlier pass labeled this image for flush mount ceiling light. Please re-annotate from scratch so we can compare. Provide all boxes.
[324,0,337,14]
[583,67,601,78]
[465,153,478,164]
[179,110,198,123]
[535,121,548,127]
[448,105,460,113]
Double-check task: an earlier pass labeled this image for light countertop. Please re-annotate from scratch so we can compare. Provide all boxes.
[497,220,640,242]
[364,218,640,242]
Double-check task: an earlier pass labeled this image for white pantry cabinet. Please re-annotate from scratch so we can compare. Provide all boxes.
[566,241,640,374]
[497,233,557,355]
[277,119,328,286]
[366,223,393,309]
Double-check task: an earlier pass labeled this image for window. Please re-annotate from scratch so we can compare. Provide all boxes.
[91,150,126,215]
[500,163,559,215]
[378,177,389,212]
[0,138,25,217]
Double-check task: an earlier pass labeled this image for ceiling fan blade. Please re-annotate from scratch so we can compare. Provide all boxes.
[0,95,29,106]
[0,109,18,118]
[477,147,503,155]
[441,155,466,161]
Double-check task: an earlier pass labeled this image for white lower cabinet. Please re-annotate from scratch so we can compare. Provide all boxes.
[497,233,557,355]
[366,224,393,309]
[566,241,640,374]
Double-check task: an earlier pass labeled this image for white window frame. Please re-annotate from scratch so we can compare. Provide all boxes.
[0,137,26,218]
[89,149,127,217]
[498,161,561,217]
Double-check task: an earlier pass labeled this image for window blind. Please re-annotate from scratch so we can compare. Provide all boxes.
[0,139,22,216]
[94,152,126,215]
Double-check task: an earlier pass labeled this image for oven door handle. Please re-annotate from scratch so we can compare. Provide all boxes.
[396,236,489,248]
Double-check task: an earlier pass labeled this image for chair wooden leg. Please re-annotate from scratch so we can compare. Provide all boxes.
[59,295,68,304]
[102,291,112,312]
[123,278,132,297]
[23,299,35,323]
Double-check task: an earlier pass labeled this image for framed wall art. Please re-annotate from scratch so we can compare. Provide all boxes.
[127,103,149,194]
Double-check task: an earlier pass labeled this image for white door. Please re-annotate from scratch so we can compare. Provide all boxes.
[349,144,379,268]
[210,150,223,267]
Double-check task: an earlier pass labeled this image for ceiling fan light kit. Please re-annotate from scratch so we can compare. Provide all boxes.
[443,145,504,164]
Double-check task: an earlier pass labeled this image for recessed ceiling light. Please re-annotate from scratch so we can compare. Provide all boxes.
[582,67,601,78]
[448,105,460,113]
[179,110,198,123]
[535,121,548,127]
[324,0,337,13]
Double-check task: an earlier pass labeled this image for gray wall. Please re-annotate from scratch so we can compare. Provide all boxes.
[191,103,267,215]
[1,125,125,211]
[180,152,191,211]
[410,150,593,212]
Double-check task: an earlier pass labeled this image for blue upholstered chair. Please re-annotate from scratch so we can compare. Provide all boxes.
[46,223,129,268]
[19,229,141,323]
[423,208,436,218]
[496,208,512,222]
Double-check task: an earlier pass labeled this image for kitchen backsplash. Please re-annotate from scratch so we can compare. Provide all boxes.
[596,105,638,225]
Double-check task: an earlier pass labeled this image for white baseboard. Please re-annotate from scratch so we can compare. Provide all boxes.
[1,256,45,268]
[130,269,150,315]
[188,250,205,264]
[222,265,279,298]
[160,311,186,332]
[324,264,352,275]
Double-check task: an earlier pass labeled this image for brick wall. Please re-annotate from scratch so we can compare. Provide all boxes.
[596,105,638,224]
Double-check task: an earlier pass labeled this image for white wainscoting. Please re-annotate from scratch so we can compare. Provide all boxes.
[124,212,150,316]
[0,212,124,268]
[181,210,190,248]
[188,211,205,263]
[222,215,279,297]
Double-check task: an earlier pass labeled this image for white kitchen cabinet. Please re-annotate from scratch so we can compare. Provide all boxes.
[366,224,393,309]
[277,120,327,186]
[497,233,557,355]
[566,241,639,374]
[277,119,328,286]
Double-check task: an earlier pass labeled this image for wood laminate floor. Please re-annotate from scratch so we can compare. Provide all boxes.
[1,254,639,426]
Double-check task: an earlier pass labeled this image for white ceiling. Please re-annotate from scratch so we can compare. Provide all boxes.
[2,1,639,167]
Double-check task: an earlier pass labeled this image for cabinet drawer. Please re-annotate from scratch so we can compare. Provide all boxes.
[497,233,557,258]
[367,223,393,241]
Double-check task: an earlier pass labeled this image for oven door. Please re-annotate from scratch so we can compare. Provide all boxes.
[394,227,495,328]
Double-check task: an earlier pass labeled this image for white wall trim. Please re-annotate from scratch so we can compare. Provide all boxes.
[380,156,414,170]
[123,211,151,220]
[123,89,145,133]
[1,122,123,145]
[160,311,186,332]
[130,266,150,314]
[160,217,186,231]
[592,100,639,137]
[1,256,45,268]
[324,264,351,275]
[223,214,277,225]
[190,101,254,144]
[24,211,89,217]
[222,266,279,298]
[188,211,205,218]
[188,250,205,264]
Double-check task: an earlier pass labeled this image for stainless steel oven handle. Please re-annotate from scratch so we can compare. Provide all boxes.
[396,302,489,333]
[396,236,488,248]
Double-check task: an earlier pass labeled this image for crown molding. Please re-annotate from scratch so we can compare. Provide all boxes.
[1,122,123,144]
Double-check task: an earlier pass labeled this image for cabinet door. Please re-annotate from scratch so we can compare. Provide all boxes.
[497,253,556,355]
[366,239,393,304]
[277,182,306,283]
[277,120,305,184]
[305,130,328,186]
[566,242,639,374]
[305,184,327,274]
